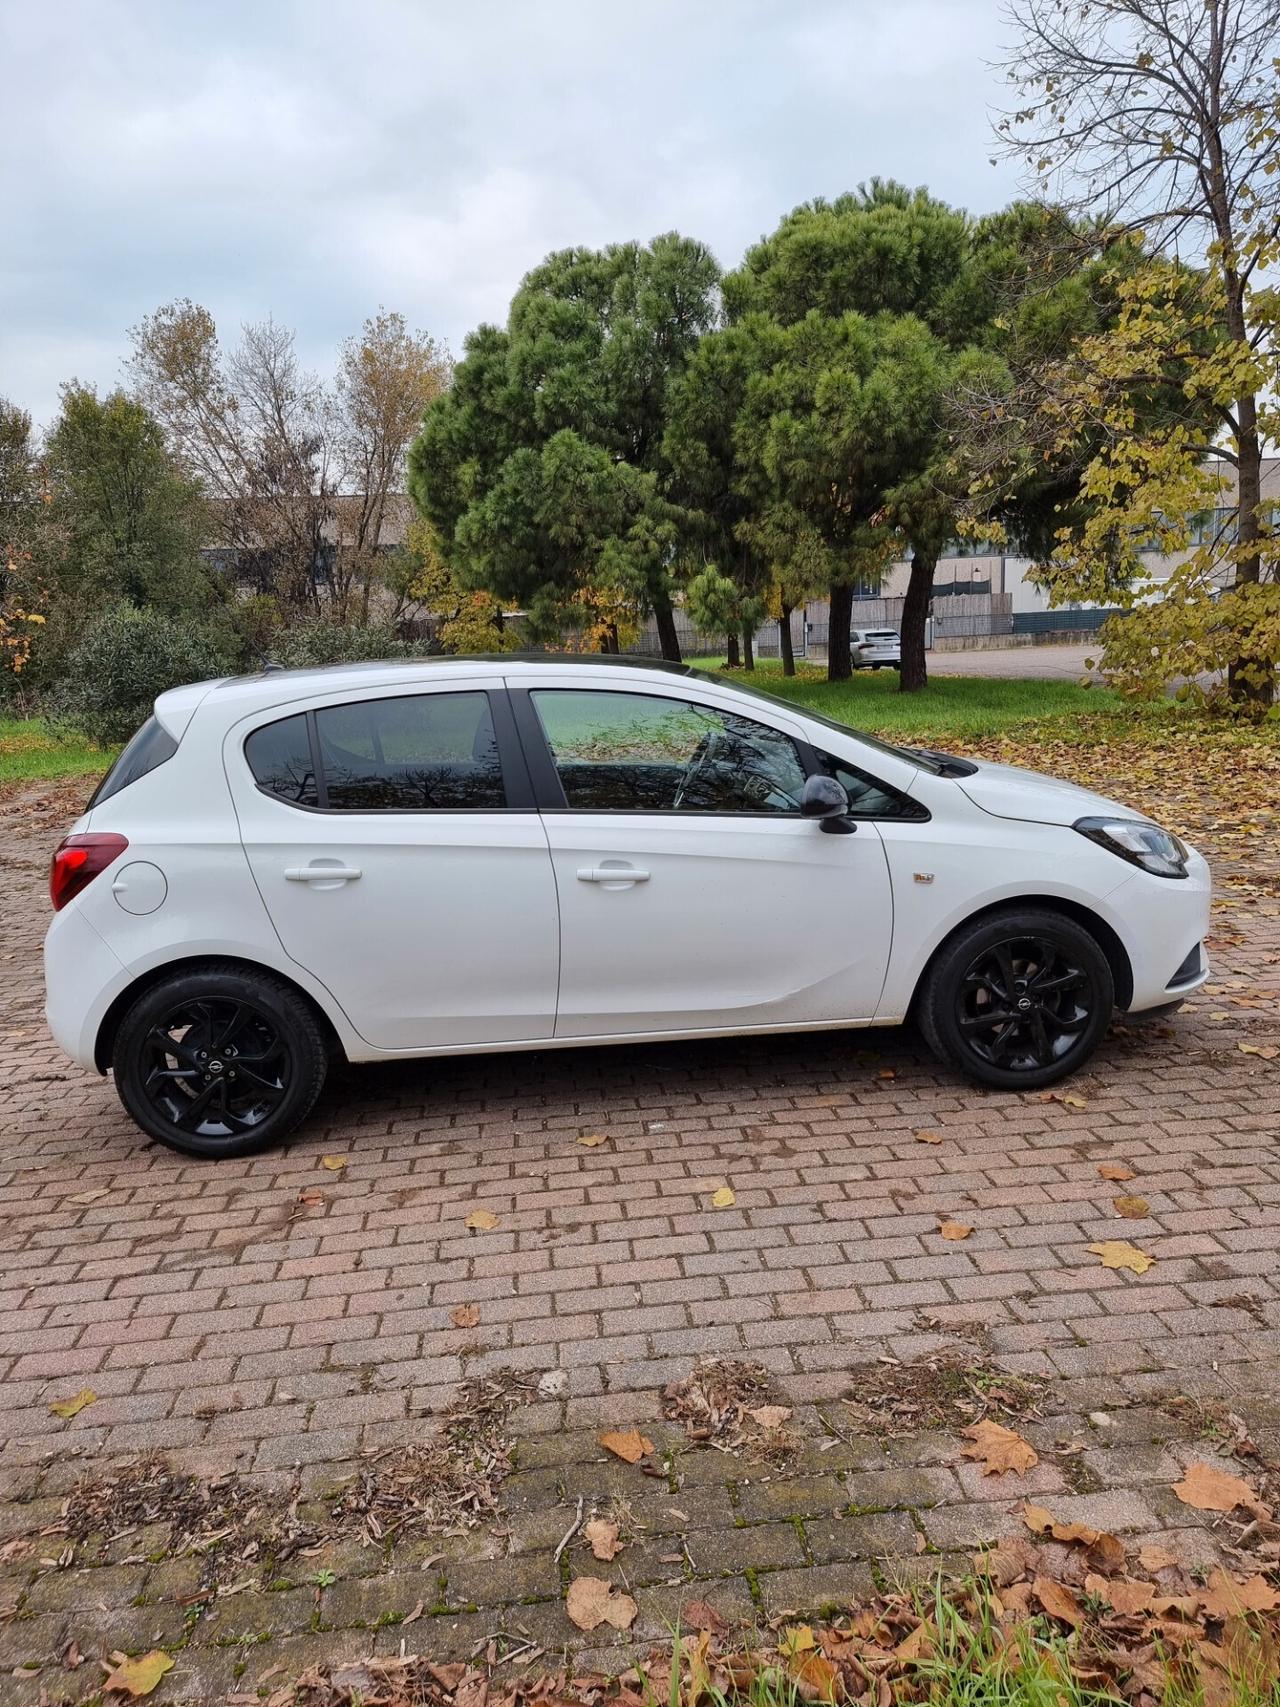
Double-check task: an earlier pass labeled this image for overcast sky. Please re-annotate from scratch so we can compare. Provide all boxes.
[1,0,1025,430]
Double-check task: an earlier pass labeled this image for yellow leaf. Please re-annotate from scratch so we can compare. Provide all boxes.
[779,1624,817,1658]
[962,1419,1039,1476]
[1088,1239,1155,1274]
[101,1650,174,1696]
[598,1428,653,1464]
[710,1186,736,1208]
[1239,1042,1279,1059]
[464,1208,500,1231]
[577,1132,609,1147]
[939,1221,973,1241]
[49,1388,97,1419]
[320,1154,347,1171]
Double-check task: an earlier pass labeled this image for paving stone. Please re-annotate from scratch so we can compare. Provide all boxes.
[756,1562,876,1617]
[803,1509,918,1563]
[734,1473,852,1522]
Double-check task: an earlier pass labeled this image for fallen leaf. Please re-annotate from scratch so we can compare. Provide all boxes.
[464,1208,500,1231]
[296,1189,325,1206]
[939,1221,973,1241]
[747,1405,793,1431]
[1113,1195,1151,1219]
[1041,1090,1088,1109]
[1198,1571,1280,1618]
[1097,1162,1136,1182]
[320,1155,347,1171]
[583,1518,624,1561]
[1239,1042,1279,1059]
[914,1129,944,1144]
[789,1650,840,1702]
[895,1620,935,1663]
[598,1428,653,1464]
[962,1419,1039,1476]
[778,1624,817,1658]
[1138,1543,1179,1572]
[682,1598,728,1636]
[577,1132,609,1148]
[450,1305,480,1329]
[1022,1505,1106,1546]
[68,1188,110,1205]
[101,1650,174,1697]
[565,1576,637,1631]
[1034,1576,1084,1627]
[1089,1239,1155,1273]
[49,1388,97,1419]
[710,1186,736,1208]
[1084,1573,1155,1615]
[1173,1460,1269,1517]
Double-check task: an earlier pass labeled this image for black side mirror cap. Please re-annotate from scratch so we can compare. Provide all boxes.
[800,774,856,833]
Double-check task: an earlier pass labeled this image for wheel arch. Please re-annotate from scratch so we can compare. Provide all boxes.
[94,955,348,1074]
[909,894,1134,1016]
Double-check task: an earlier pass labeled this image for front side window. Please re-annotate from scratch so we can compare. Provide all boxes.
[532,689,807,813]
[245,692,505,811]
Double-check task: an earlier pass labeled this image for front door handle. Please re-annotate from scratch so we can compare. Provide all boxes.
[285,864,362,882]
[577,865,650,884]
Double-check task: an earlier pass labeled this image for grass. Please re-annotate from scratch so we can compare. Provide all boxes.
[687,656,1124,742]
[0,716,116,789]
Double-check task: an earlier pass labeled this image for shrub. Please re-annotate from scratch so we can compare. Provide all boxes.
[271,620,439,669]
[49,603,238,746]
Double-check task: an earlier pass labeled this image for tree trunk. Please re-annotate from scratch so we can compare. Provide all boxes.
[1226,394,1274,706]
[741,623,755,670]
[827,582,854,681]
[726,632,740,667]
[652,597,683,664]
[779,605,795,677]
[899,548,935,693]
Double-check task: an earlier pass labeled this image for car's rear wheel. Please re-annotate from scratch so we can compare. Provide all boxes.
[918,907,1113,1090]
[113,965,328,1158]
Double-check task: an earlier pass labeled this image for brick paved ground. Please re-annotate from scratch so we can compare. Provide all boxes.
[1,774,1278,1704]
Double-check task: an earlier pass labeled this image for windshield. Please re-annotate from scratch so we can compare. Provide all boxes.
[698,672,947,774]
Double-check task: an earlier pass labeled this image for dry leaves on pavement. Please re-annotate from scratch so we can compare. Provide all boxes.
[449,1305,480,1329]
[49,1388,97,1419]
[320,1155,347,1172]
[938,1221,973,1241]
[464,1208,500,1231]
[583,1518,624,1561]
[598,1429,654,1465]
[565,1575,637,1631]
[662,1359,792,1457]
[577,1132,609,1148]
[1089,1238,1155,1273]
[1113,1195,1151,1219]
[1098,1162,1136,1181]
[101,1650,174,1697]
[710,1185,736,1208]
[914,1129,944,1144]
[961,1419,1039,1476]
[1173,1460,1272,1519]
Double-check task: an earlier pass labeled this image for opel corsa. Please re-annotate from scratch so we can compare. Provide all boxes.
[44,657,1210,1159]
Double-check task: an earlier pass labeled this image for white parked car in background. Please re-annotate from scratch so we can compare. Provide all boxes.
[851,628,901,669]
[44,657,1210,1159]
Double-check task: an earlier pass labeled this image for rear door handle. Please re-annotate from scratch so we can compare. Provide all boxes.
[577,866,650,884]
[285,865,362,882]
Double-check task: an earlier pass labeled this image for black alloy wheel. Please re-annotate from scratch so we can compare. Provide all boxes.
[114,964,329,1158]
[919,907,1114,1090]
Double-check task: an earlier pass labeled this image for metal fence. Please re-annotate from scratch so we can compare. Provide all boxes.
[803,592,1013,651]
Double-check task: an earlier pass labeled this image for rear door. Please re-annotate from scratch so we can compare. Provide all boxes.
[226,682,559,1051]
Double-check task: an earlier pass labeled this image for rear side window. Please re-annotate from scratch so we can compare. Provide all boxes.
[246,692,506,812]
[245,714,319,807]
[87,716,178,807]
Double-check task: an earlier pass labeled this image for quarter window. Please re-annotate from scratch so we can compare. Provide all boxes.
[532,689,807,814]
[814,750,928,820]
[244,714,318,807]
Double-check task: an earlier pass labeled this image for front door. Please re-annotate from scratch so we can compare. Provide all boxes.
[519,684,895,1038]
[228,684,559,1051]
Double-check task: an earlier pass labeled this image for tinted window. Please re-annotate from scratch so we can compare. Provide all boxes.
[88,716,178,807]
[533,690,807,813]
[246,714,319,807]
[316,692,504,811]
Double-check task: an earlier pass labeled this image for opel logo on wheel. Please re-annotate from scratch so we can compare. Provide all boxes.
[1017,996,1033,1012]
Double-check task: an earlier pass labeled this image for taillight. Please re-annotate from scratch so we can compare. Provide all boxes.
[49,833,129,912]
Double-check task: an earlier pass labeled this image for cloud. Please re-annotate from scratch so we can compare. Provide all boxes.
[0,0,1022,428]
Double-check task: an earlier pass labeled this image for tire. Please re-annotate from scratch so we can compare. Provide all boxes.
[918,907,1114,1091]
[113,963,329,1159]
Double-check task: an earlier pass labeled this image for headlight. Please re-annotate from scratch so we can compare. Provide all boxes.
[1074,816,1189,879]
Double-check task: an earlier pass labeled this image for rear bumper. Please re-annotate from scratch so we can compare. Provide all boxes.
[44,904,128,1070]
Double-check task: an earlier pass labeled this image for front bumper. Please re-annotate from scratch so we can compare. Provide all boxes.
[1113,846,1212,1011]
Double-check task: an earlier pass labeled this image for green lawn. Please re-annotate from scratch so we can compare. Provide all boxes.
[0,717,116,790]
[686,657,1122,742]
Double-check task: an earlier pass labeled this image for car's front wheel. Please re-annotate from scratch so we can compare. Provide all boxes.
[918,907,1114,1090]
[113,964,329,1158]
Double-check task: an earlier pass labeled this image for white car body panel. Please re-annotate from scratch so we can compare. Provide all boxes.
[43,657,1211,1081]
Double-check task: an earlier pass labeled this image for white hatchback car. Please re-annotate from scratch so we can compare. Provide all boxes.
[45,657,1210,1159]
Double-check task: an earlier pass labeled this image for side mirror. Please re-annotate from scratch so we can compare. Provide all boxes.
[800,774,856,834]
